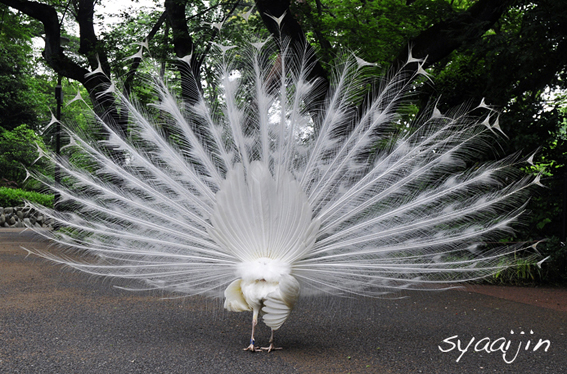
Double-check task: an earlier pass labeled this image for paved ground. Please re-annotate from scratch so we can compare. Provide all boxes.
[1,229,566,373]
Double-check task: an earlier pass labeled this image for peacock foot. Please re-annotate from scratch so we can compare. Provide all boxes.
[261,343,283,352]
[243,340,262,352]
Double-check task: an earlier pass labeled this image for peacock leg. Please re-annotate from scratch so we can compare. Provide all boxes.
[244,309,261,352]
[261,329,283,352]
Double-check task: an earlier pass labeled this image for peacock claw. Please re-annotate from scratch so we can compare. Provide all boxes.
[244,343,262,352]
[261,344,283,352]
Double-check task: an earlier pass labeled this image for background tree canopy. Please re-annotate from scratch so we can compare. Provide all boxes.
[1,0,566,282]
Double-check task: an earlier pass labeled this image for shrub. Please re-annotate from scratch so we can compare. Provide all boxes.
[0,187,53,208]
[0,124,49,188]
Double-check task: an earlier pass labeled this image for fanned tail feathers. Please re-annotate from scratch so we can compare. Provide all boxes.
[27,38,537,299]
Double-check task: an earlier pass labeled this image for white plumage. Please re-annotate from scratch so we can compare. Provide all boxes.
[27,38,536,351]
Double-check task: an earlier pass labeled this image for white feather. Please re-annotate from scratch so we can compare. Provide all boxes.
[27,37,536,347]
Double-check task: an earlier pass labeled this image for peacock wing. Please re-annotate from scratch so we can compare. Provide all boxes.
[262,274,300,330]
[224,279,251,312]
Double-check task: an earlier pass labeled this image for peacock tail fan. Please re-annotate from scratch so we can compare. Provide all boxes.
[26,36,539,304]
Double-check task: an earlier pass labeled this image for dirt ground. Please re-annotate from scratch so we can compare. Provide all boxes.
[1,228,566,373]
[460,283,567,313]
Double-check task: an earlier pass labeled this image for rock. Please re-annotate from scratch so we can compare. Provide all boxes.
[0,207,53,227]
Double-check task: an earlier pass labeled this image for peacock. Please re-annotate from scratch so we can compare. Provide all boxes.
[26,34,538,352]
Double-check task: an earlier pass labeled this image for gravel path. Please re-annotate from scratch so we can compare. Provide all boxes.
[1,229,566,373]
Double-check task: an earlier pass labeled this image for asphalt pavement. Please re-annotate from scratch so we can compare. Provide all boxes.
[1,229,565,373]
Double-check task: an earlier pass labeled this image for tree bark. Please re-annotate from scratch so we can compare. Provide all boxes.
[255,0,329,124]
[164,0,202,105]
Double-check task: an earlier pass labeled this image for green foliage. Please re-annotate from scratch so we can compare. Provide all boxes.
[98,1,264,106]
[0,4,51,132]
[0,124,49,188]
[490,256,544,285]
[292,0,567,284]
[2,0,566,284]
[535,237,567,284]
[490,237,567,285]
[293,0,456,66]
[419,1,567,244]
[0,187,53,208]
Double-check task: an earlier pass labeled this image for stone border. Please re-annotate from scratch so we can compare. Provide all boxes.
[0,207,53,228]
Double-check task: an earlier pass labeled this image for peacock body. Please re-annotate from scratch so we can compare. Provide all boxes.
[28,36,537,351]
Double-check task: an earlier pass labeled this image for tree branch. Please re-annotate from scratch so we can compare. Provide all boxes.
[0,0,91,82]
[77,0,109,73]
[395,0,514,69]
[197,0,240,70]
[1,0,127,142]
[123,11,168,93]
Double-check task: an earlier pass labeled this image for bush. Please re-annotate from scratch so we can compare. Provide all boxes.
[487,237,567,285]
[536,237,567,284]
[0,124,49,188]
[0,187,53,208]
